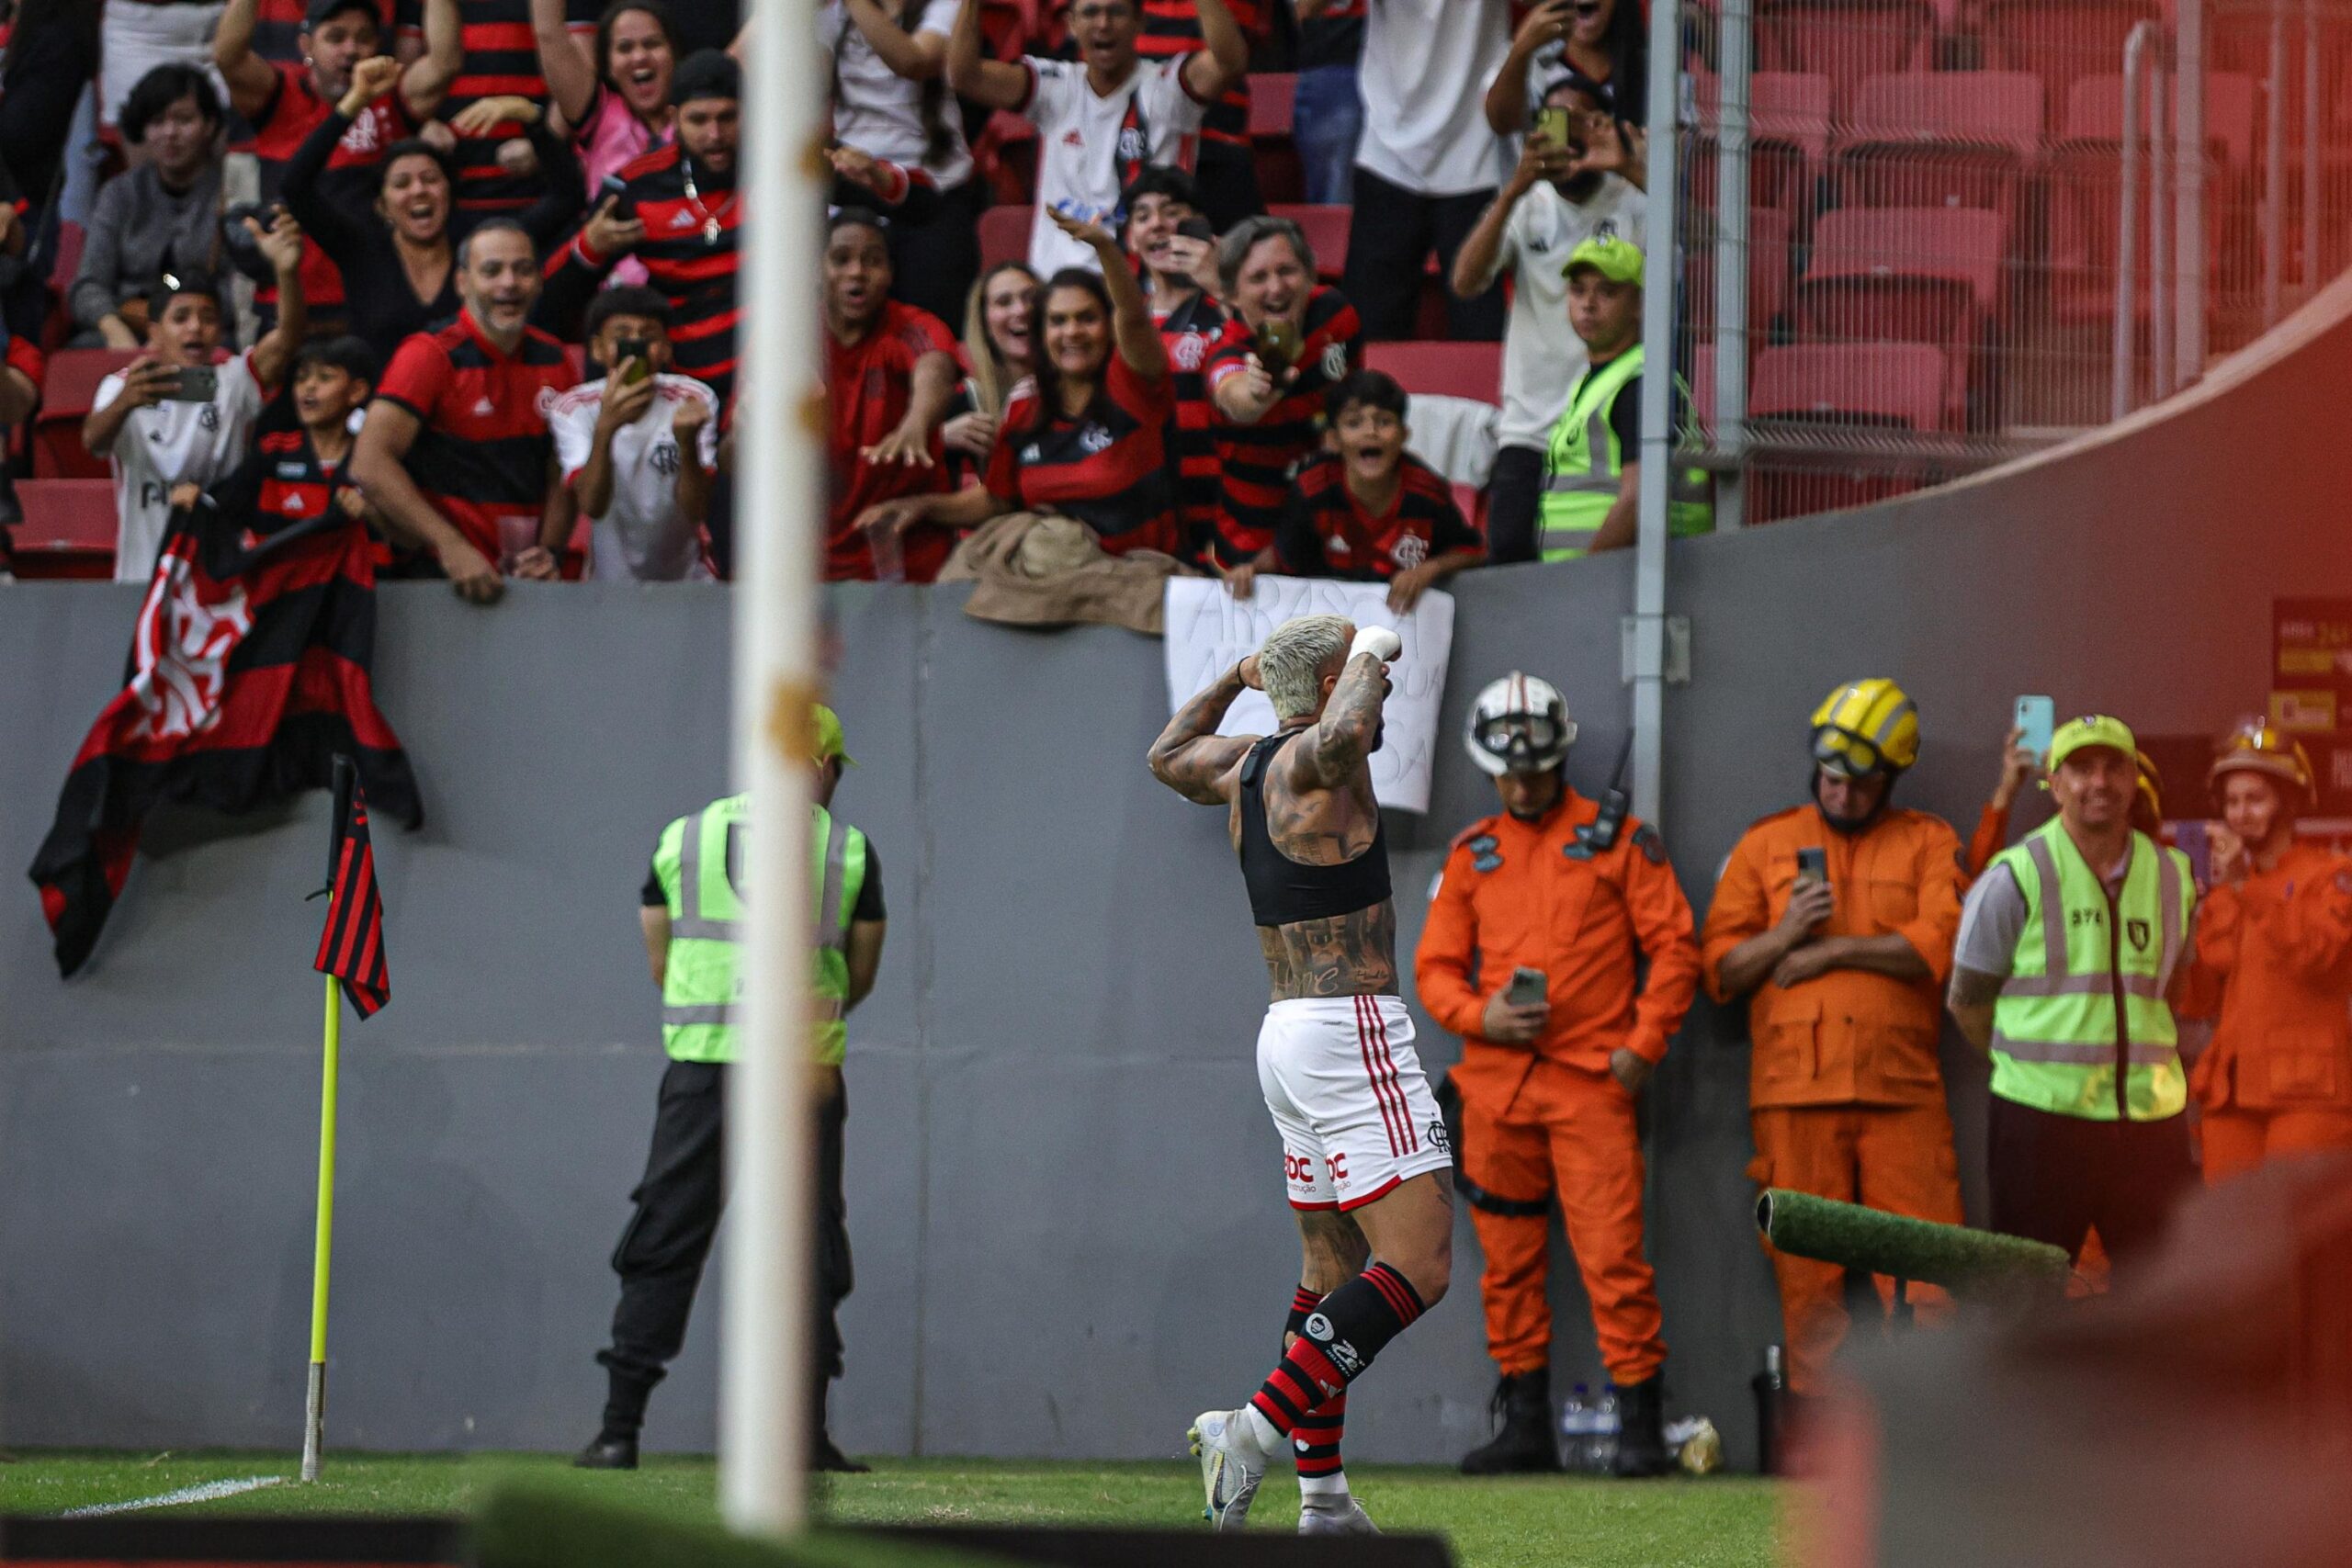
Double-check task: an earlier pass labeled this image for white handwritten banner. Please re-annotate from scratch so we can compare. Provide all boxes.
[1163,577,1456,814]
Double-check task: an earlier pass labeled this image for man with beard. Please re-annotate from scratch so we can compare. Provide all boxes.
[2186,724,2352,1181]
[1416,673,1697,1475]
[1702,680,1967,1412]
[1448,72,1645,565]
[1149,613,1451,1535]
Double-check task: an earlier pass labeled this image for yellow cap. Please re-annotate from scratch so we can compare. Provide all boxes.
[1809,678,1919,776]
[1563,233,1645,284]
[812,703,855,766]
[2046,714,2135,772]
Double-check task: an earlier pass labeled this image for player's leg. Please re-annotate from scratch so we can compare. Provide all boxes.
[1289,1209,1374,1534]
[583,1061,727,1468]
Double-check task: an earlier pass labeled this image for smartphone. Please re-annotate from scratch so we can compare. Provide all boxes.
[2014,694,2056,759]
[161,365,218,402]
[614,336,652,384]
[1176,215,1215,243]
[1794,847,1828,885]
[1535,105,1575,146]
[1254,317,1301,373]
[1506,966,1547,1008]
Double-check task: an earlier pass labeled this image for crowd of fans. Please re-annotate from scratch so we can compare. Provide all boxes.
[0,0,1701,593]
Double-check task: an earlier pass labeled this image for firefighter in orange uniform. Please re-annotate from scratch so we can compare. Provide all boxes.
[1416,673,1700,1477]
[2187,724,2352,1179]
[1700,680,1968,1397]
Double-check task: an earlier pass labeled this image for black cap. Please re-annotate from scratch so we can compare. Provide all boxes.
[305,0,381,29]
[671,49,740,107]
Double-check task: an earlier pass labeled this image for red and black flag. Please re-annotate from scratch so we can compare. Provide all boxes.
[27,472,422,977]
[314,756,390,1017]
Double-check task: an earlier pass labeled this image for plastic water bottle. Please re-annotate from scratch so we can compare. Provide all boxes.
[1558,1383,1593,1472]
[1590,1382,1623,1472]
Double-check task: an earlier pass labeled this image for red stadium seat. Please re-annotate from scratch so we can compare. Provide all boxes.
[1364,341,1503,402]
[1266,204,1350,280]
[1835,73,2043,236]
[1755,0,1931,120]
[1250,72,1302,203]
[1689,73,1833,234]
[1749,342,1950,431]
[12,479,118,579]
[1682,208,1792,342]
[31,347,137,479]
[978,205,1033,273]
[1980,0,2161,130]
[1796,206,2004,420]
[2048,78,2235,324]
[1451,481,1487,536]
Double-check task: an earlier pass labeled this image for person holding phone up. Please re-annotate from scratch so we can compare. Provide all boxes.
[1414,673,1700,1477]
[1699,680,1970,1414]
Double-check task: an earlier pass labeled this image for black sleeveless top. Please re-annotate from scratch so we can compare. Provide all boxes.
[1236,731,1393,928]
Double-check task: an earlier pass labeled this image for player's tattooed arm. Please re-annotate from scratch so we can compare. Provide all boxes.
[1148,660,1258,804]
[1296,654,1391,786]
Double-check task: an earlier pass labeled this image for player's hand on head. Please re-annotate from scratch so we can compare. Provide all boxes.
[1238,653,1261,690]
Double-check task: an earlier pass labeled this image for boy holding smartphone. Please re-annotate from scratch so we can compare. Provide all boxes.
[83,213,312,582]
[546,287,720,581]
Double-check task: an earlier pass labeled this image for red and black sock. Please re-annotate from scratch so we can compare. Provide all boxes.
[1250,1263,1426,1437]
[1283,1285,1348,1493]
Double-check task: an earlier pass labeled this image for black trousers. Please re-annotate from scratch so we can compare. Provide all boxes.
[1485,444,1546,563]
[597,1059,853,1432]
[1340,164,1506,343]
[883,180,983,336]
[1193,141,1267,233]
[1987,1094,2195,1269]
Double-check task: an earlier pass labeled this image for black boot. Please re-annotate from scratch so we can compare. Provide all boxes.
[573,1431,639,1470]
[809,1384,869,1473]
[1610,1375,1675,1478]
[1459,1371,1560,1475]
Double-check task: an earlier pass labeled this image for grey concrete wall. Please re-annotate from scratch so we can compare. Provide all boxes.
[6,274,2351,1469]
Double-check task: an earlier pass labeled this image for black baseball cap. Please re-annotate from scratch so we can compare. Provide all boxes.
[671,49,740,106]
[306,0,382,29]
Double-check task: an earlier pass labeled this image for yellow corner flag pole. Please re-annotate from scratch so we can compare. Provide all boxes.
[301,969,341,1481]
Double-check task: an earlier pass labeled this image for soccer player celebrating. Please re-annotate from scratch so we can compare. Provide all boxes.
[1148,614,1452,1535]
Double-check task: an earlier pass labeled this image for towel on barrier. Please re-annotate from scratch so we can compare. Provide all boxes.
[937,513,1197,636]
[1407,394,1500,490]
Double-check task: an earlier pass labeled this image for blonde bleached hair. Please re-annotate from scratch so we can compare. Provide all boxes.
[1259,614,1351,720]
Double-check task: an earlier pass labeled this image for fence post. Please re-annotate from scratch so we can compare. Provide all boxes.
[2305,0,2322,299]
[1713,0,1751,529]
[2176,0,2206,386]
[2116,22,2154,419]
[2266,0,2286,325]
[2151,62,2173,400]
[1632,0,1682,825]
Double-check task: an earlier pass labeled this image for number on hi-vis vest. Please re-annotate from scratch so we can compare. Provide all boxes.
[1161,577,1457,814]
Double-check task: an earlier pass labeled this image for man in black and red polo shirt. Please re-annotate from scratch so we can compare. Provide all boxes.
[352,220,578,603]
[215,0,461,325]
[1121,165,1225,562]
[546,51,741,401]
[417,0,601,212]
[1204,212,1362,572]
[1276,369,1483,611]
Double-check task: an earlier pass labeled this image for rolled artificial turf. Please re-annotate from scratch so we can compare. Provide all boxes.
[1756,1189,2070,1304]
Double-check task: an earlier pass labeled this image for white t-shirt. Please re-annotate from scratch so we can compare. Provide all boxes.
[548,371,720,582]
[820,0,975,188]
[94,350,266,582]
[1022,55,1206,276]
[1356,0,1511,197]
[1486,175,1647,449]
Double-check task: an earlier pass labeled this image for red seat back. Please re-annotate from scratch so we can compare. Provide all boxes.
[978,205,1033,273]
[1756,0,1931,119]
[13,479,119,579]
[32,347,138,479]
[1749,343,1951,431]
[1266,204,1351,280]
[1981,0,2162,130]
[1363,341,1503,402]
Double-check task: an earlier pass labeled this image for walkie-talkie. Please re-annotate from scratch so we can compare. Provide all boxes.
[1566,732,1636,859]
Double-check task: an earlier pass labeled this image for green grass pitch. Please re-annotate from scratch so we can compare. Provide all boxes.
[0,1452,1781,1568]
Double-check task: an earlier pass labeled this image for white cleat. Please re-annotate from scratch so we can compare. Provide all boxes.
[1188,1407,1272,1530]
[1298,1496,1380,1535]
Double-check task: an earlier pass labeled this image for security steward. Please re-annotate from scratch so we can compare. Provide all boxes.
[2186,723,2352,1181]
[1415,673,1701,1476]
[1948,715,2199,1268]
[1534,233,1712,560]
[578,705,885,1472]
[1700,680,1968,1399]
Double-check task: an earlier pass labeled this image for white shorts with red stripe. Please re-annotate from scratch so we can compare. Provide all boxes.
[1257,995,1452,1213]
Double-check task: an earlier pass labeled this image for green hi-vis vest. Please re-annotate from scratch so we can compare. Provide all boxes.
[1538,344,1713,561]
[652,795,867,1067]
[1987,820,2195,1122]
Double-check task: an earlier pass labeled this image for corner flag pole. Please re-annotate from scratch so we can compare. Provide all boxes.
[301,756,356,1482]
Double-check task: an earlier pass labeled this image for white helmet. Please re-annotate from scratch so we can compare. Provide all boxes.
[1464,672,1577,776]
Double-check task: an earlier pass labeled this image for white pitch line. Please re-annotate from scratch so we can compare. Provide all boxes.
[60,1474,288,1517]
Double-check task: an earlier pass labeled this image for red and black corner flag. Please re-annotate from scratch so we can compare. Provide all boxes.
[315,754,390,1017]
[28,469,422,976]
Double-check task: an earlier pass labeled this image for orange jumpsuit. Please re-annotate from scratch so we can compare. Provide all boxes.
[2185,842,2352,1181]
[1415,788,1700,1384]
[1700,804,1967,1393]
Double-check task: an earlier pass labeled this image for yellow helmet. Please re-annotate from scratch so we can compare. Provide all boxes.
[2209,720,2315,807]
[1810,679,1920,778]
[2132,750,2165,834]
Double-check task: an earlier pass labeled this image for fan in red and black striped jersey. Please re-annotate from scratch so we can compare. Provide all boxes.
[544,50,741,401]
[1273,373,1484,613]
[1120,165,1226,562]
[404,0,601,212]
[822,210,959,582]
[1204,216,1362,570]
[217,0,460,322]
[854,209,1181,563]
[1083,0,1269,228]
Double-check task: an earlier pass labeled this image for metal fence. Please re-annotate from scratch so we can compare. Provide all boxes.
[1678,0,2352,525]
